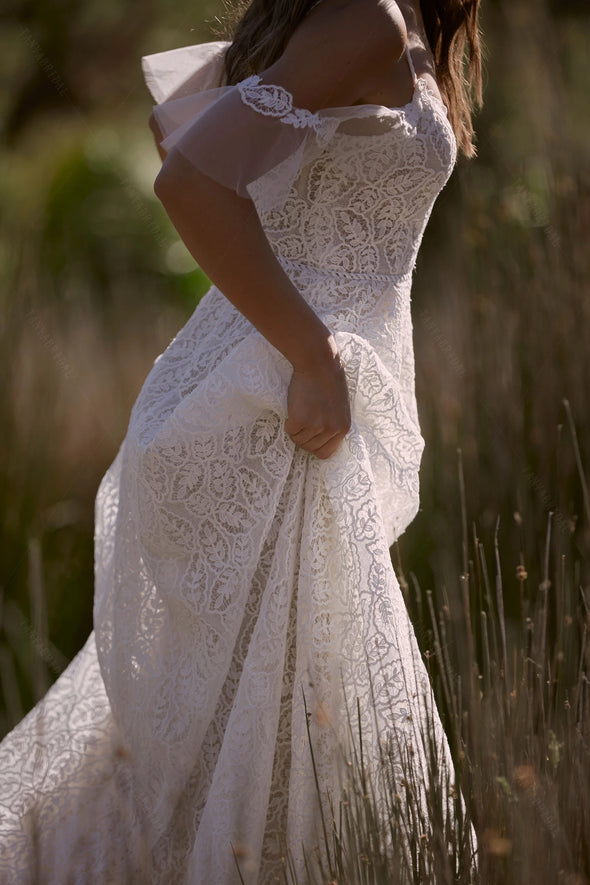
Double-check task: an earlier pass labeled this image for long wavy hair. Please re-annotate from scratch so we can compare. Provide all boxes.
[223,0,483,157]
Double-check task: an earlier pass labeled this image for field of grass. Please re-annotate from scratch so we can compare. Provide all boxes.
[1,0,589,879]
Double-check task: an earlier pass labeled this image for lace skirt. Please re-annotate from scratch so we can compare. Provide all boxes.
[0,286,457,884]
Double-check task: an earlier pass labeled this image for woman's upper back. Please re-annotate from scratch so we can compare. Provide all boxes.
[226,0,437,115]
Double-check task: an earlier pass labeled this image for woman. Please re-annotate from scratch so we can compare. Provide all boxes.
[0,0,482,881]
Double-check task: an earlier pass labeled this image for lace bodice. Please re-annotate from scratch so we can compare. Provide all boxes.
[256,76,455,280]
[146,41,456,240]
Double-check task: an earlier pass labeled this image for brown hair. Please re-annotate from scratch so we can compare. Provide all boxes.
[223,0,483,157]
[421,0,482,157]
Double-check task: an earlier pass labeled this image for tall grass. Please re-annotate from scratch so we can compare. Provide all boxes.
[270,426,590,883]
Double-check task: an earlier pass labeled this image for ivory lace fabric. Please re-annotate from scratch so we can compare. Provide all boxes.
[0,40,468,884]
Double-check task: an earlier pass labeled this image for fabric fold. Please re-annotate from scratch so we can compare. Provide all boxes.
[141,41,229,103]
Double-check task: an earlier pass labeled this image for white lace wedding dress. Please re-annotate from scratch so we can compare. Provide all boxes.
[0,39,470,884]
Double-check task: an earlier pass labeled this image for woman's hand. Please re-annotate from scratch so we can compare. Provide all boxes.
[285,340,351,460]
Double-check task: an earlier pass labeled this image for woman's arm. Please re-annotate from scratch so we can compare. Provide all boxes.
[153,0,405,459]
[154,153,350,459]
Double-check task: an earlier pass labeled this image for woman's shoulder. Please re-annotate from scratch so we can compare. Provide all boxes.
[257,0,408,113]
[291,0,407,63]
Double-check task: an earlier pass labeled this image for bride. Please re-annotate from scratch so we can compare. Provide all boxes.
[0,0,482,881]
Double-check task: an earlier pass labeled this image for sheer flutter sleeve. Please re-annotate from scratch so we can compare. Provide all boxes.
[142,42,341,214]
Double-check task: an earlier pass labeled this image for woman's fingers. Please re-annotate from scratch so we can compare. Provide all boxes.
[312,434,345,460]
[304,430,345,460]
[287,424,350,459]
[285,424,321,446]
[288,430,347,459]
[287,424,341,445]
[297,427,342,450]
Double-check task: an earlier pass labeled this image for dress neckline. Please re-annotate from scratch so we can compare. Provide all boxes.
[243,70,452,130]
[354,76,449,119]
[349,44,448,117]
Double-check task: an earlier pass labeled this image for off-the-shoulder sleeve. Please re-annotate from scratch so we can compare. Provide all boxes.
[142,43,341,214]
[142,41,229,102]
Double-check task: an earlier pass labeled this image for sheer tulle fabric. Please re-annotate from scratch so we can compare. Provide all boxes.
[145,40,335,212]
[0,40,474,884]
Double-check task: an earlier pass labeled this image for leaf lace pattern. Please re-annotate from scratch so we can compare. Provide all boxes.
[0,69,476,884]
[238,75,336,144]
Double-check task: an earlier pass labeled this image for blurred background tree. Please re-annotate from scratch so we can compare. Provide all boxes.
[0,0,589,764]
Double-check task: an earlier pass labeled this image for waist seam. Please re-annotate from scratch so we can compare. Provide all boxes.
[279,258,413,284]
